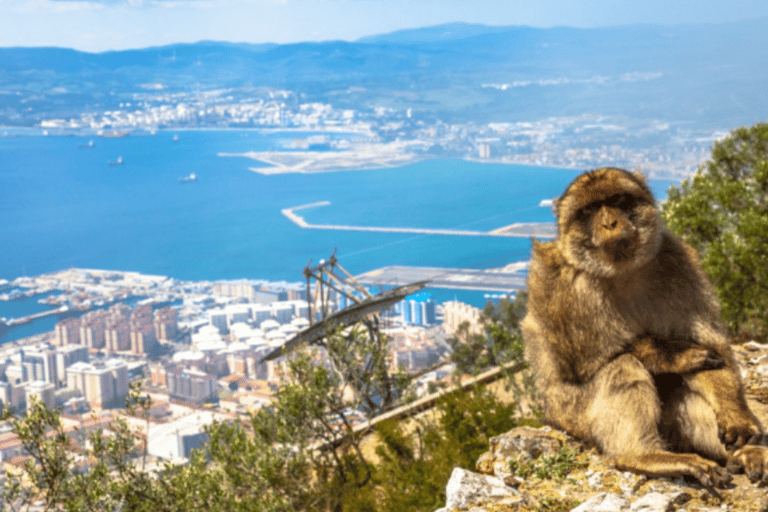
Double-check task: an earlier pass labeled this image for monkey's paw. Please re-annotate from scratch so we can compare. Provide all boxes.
[717,411,763,450]
[727,445,768,485]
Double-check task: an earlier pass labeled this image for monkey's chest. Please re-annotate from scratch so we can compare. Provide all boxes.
[601,285,689,340]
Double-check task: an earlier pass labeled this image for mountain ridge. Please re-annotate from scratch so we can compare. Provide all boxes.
[1,18,767,129]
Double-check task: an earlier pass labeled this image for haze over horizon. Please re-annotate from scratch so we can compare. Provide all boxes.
[3,0,768,53]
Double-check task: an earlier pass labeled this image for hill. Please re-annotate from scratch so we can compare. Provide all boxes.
[1,18,768,129]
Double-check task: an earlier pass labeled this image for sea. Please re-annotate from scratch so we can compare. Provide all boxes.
[0,128,678,343]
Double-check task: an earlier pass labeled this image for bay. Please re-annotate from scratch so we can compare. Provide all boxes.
[0,129,677,340]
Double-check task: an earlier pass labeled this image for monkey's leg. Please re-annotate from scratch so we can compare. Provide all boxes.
[660,374,768,484]
[684,365,763,450]
[657,375,728,463]
[584,355,731,489]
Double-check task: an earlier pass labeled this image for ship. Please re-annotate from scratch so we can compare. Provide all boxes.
[179,172,197,183]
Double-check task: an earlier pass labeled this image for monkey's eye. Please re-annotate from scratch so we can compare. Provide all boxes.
[574,203,599,222]
[605,194,636,210]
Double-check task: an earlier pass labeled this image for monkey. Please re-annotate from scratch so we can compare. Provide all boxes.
[520,167,768,492]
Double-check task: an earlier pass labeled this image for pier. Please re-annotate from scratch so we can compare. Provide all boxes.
[4,307,72,327]
[281,202,556,238]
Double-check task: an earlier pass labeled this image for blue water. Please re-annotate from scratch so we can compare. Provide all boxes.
[0,129,677,341]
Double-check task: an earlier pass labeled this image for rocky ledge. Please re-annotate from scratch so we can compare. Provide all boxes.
[436,341,768,512]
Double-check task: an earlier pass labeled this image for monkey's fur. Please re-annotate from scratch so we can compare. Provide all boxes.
[521,167,768,491]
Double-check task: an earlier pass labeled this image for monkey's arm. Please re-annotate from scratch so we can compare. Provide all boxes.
[685,321,764,449]
[630,337,725,375]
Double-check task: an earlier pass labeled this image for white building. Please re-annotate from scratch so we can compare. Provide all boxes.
[147,412,219,462]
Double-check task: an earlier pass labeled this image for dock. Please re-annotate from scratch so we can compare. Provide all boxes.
[4,307,72,327]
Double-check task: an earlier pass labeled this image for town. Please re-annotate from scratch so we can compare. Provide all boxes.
[36,87,716,179]
[0,267,491,465]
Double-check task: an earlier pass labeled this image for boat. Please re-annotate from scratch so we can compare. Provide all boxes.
[173,134,180,142]
[179,172,197,183]
[79,139,95,148]
[109,156,124,166]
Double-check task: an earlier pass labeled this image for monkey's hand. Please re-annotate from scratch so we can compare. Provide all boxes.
[726,445,768,484]
[631,337,725,375]
[716,409,763,451]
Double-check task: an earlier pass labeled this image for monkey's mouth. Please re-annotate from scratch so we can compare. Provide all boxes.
[602,238,636,262]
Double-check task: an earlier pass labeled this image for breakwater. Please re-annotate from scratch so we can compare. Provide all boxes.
[281,202,557,238]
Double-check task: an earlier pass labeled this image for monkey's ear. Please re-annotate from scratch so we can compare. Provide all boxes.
[631,167,648,184]
[552,196,561,218]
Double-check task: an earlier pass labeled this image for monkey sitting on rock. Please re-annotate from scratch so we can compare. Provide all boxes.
[521,167,768,493]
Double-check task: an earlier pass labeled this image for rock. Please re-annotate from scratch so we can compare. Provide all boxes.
[619,471,647,496]
[744,341,768,352]
[570,492,629,511]
[443,467,524,511]
[753,363,768,378]
[627,491,690,512]
[587,470,604,488]
[475,426,566,477]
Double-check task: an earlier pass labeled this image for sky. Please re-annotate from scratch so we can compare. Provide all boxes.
[1,0,767,52]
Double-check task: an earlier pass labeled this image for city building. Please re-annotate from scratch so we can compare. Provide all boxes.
[22,346,58,387]
[0,381,26,410]
[251,305,272,325]
[66,359,129,409]
[166,368,218,404]
[272,303,294,324]
[105,318,131,353]
[154,306,178,341]
[130,324,157,357]
[442,300,484,340]
[147,412,218,462]
[226,304,251,328]
[80,310,108,351]
[25,381,56,410]
[55,317,81,346]
[209,310,228,334]
[55,344,89,386]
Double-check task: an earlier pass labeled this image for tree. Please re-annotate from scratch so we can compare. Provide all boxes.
[448,291,528,375]
[662,122,768,339]
[1,320,530,512]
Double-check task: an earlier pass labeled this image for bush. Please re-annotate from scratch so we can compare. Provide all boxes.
[662,122,768,339]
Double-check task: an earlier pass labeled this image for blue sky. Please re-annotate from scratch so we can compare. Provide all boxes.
[2,0,767,52]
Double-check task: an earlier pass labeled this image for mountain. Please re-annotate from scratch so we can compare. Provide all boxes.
[1,19,768,128]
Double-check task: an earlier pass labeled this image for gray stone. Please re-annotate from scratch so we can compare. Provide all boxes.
[570,492,629,512]
[629,492,676,512]
[443,467,520,510]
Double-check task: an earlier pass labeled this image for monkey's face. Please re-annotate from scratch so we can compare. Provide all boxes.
[555,168,662,277]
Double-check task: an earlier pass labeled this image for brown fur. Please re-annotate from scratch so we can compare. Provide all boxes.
[521,167,768,490]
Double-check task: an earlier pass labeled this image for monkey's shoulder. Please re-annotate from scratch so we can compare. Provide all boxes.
[528,239,581,288]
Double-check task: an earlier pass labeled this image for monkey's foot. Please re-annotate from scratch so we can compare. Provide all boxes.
[716,410,762,450]
[613,451,731,496]
[727,445,768,485]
